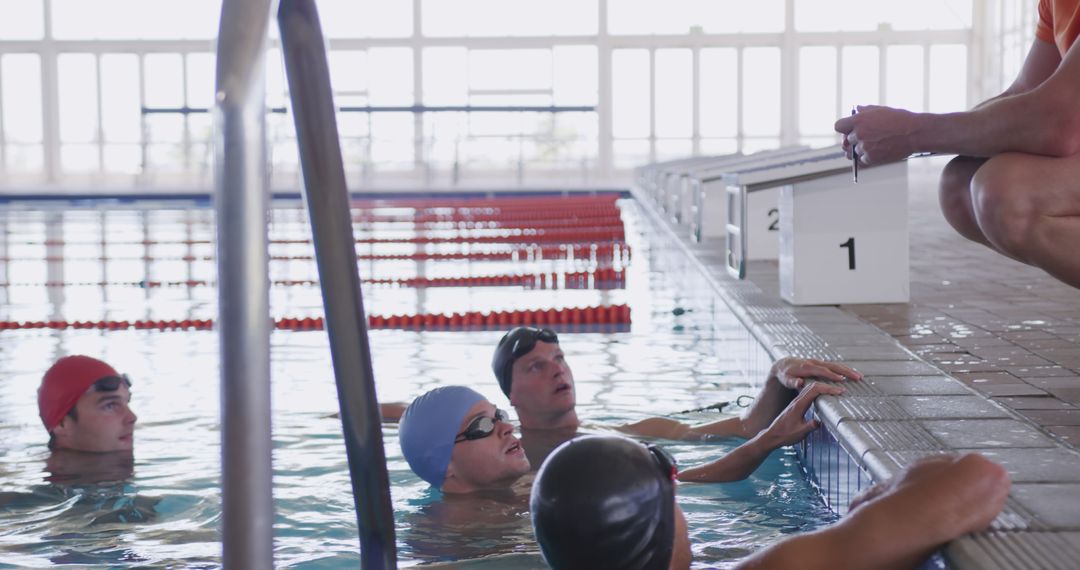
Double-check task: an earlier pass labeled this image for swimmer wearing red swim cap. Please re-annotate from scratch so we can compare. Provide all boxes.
[39,355,137,453]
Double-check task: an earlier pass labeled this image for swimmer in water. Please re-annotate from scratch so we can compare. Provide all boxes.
[399,385,531,494]
[530,435,1010,570]
[39,355,137,454]
[493,327,858,480]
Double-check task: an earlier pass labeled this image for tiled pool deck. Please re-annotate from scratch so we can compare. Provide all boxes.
[632,158,1080,569]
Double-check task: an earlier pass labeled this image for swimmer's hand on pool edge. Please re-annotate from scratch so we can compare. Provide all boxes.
[734,453,1010,570]
[677,382,844,483]
[771,357,863,390]
[618,357,859,442]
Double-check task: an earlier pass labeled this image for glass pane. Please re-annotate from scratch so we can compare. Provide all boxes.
[422,0,598,37]
[700,48,738,138]
[186,53,215,110]
[6,144,44,172]
[742,48,780,137]
[320,0,412,38]
[655,49,692,138]
[2,54,43,143]
[609,0,783,34]
[0,0,44,39]
[553,46,598,106]
[743,138,780,153]
[103,144,141,174]
[328,51,369,95]
[656,140,693,161]
[841,46,880,109]
[796,0,972,31]
[58,54,99,143]
[613,139,650,169]
[52,0,219,40]
[469,50,552,91]
[612,50,650,139]
[700,138,737,155]
[266,48,289,110]
[368,49,413,105]
[886,46,924,111]
[144,54,184,108]
[101,54,141,143]
[423,48,468,105]
[146,116,184,144]
[929,45,967,112]
[799,47,838,137]
[61,143,99,172]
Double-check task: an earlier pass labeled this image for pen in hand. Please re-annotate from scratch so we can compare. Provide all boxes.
[851,107,858,183]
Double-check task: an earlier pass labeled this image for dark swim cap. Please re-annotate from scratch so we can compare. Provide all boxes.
[530,435,677,570]
[491,327,559,397]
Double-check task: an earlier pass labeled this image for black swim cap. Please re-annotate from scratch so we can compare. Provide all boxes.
[491,327,559,396]
[530,435,677,570]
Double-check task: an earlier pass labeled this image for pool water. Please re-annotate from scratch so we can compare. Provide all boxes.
[0,197,836,568]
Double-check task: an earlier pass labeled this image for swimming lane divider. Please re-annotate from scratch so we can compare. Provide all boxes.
[0,304,632,332]
[6,268,628,290]
[10,242,633,264]
[21,223,627,247]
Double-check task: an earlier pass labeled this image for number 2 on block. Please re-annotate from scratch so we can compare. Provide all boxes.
[839,237,855,270]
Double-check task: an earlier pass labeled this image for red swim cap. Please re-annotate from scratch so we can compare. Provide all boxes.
[38,355,119,432]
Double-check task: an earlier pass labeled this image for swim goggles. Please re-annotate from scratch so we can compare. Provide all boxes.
[93,374,132,391]
[505,327,559,360]
[646,443,678,481]
[454,408,510,443]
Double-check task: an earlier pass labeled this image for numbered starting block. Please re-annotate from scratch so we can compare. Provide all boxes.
[687,147,812,243]
[724,147,909,305]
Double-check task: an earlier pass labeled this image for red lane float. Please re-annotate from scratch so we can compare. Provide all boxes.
[0,304,631,332]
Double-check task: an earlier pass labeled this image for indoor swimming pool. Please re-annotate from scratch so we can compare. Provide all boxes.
[0,195,836,568]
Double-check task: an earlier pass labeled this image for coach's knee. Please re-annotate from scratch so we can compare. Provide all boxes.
[971,155,1037,253]
[938,156,982,234]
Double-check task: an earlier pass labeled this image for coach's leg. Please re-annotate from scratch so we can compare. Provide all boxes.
[939,156,993,246]
[972,152,1080,288]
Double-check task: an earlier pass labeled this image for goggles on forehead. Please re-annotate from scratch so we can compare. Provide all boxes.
[507,327,559,360]
[93,374,132,392]
[454,408,510,443]
[646,443,678,481]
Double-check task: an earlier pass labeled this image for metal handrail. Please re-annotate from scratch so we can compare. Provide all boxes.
[277,0,398,568]
[213,0,276,568]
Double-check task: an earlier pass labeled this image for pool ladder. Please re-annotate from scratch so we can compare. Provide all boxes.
[214,0,397,568]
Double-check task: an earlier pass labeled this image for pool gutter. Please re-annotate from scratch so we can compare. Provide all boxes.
[628,186,1080,570]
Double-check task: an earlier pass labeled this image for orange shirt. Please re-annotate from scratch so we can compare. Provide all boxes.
[1036,0,1080,55]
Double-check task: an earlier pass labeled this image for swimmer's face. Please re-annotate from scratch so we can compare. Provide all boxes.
[669,503,692,570]
[508,342,575,418]
[443,400,530,493]
[51,381,137,453]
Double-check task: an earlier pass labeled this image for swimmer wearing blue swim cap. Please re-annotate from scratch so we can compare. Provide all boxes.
[531,435,692,570]
[399,386,530,493]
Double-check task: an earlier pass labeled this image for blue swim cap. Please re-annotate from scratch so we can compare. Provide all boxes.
[399,386,486,488]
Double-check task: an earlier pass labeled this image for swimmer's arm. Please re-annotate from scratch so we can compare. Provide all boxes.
[734,454,1010,570]
[675,432,775,483]
[739,358,860,439]
[380,402,407,423]
[621,358,857,442]
[677,383,843,483]
[617,416,743,441]
[325,402,407,423]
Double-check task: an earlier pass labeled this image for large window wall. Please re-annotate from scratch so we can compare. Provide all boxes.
[0,0,1035,189]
